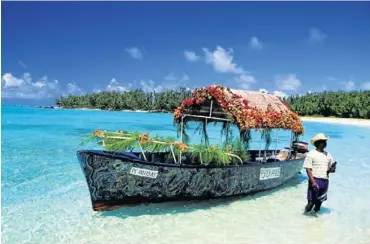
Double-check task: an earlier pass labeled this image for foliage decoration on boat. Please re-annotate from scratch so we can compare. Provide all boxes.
[173,85,304,134]
[86,129,247,166]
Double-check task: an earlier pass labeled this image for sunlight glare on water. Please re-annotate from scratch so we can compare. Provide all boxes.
[2,106,370,244]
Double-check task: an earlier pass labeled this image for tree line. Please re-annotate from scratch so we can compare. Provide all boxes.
[55,88,192,112]
[283,90,370,119]
[56,89,370,119]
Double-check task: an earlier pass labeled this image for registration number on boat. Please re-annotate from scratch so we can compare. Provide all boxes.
[259,167,281,180]
[130,167,158,179]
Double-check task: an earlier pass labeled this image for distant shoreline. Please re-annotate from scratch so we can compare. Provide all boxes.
[301,117,370,128]
[33,106,370,128]
[36,106,171,114]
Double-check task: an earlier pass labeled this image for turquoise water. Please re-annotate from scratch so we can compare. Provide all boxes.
[2,105,370,244]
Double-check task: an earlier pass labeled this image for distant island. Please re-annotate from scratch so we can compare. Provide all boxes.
[55,88,192,113]
[285,90,370,119]
[55,88,370,119]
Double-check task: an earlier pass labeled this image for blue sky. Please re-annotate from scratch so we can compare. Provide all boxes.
[2,2,370,105]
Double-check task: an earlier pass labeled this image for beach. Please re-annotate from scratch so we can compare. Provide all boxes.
[301,117,370,128]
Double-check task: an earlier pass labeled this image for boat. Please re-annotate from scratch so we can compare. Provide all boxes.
[77,85,308,211]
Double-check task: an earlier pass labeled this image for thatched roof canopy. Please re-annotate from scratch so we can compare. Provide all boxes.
[229,89,292,114]
[174,85,303,134]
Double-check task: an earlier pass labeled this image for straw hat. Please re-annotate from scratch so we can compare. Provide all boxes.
[311,133,329,146]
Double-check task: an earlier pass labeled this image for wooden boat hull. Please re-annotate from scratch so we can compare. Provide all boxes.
[77,150,304,211]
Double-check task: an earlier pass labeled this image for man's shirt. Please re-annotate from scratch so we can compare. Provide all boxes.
[303,150,334,179]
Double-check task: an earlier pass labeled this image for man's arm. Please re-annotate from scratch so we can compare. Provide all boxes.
[303,153,318,189]
[306,168,318,189]
[326,152,336,174]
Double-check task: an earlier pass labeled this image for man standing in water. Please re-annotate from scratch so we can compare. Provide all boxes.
[303,133,336,213]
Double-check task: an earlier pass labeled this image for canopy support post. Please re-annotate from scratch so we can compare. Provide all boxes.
[274,130,279,162]
[170,145,177,164]
[209,100,213,117]
[138,142,147,161]
[289,131,293,159]
[259,130,262,163]
[180,115,185,143]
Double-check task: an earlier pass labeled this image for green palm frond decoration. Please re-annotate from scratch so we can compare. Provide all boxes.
[227,137,250,162]
[86,129,247,166]
[190,144,233,166]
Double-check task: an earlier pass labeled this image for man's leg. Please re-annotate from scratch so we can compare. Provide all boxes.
[305,180,315,213]
[305,200,314,213]
[314,179,328,213]
[314,201,322,212]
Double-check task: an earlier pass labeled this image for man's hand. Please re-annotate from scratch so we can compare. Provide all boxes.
[311,181,319,190]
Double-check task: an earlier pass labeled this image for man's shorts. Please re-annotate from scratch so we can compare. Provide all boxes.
[307,177,329,203]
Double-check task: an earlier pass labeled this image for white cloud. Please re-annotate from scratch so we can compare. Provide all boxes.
[235,74,257,90]
[275,74,302,91]
[257,88,287,98]
[184,51,200,61]
[259,88,268,94]
[341,80,355,91]
[106,78,132,92]
[32,76,48,88]
[249,36,263,50]
[2,73,24,87]
[273,90,288,98]
[67,82,84,95]
[308,27,327,43]
[93,88,102,93]
[203,46,244,74]
[185,45,256,89]
[361,81,370,90]
[1,73,63,99]
[125,47,143,60]
[140,80,163,93]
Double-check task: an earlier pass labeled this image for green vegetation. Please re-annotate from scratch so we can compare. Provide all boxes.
[56,89,370,119]
[56,88,191,112]
[284,90,370,119]
[85,129,248,166]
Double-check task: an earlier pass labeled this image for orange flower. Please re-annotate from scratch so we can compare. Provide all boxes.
[173,141,189,152]
[93,129,101,136]
[138,133,150,144]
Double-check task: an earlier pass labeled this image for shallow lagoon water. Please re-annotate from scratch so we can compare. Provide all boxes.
[2,106,370,244]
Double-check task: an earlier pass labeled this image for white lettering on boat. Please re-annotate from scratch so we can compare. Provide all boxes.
[130,167,158,179]
[259,167,281,180]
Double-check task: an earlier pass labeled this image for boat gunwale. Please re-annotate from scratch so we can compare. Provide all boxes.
[77,149,305,169]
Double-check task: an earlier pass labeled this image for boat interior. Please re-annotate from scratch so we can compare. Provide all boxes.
[105,146,307,166]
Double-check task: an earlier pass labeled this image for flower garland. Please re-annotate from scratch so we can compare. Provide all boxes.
[174,85,304,134]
